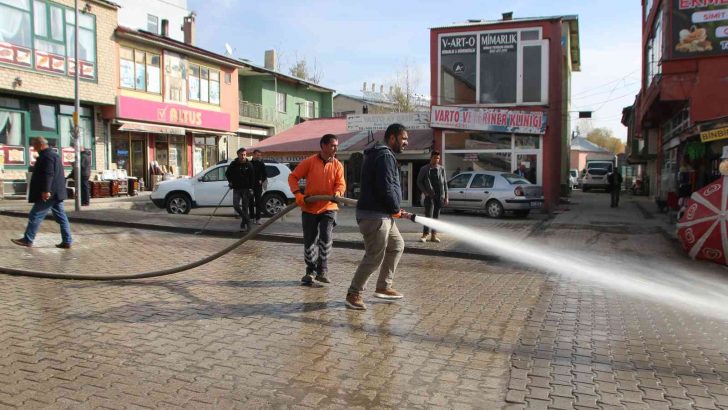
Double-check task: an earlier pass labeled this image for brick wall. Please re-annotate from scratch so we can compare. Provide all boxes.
[0,0,118,105]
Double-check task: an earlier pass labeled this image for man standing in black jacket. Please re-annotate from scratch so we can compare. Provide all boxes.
[225,147,255,232]
[12,137,73,248]
[249,149,267,225]
[68,149,91,206]
[345,123,412,310]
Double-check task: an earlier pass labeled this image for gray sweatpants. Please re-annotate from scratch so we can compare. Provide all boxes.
[348,218,405,295]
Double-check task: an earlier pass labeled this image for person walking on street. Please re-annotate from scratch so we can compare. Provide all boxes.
[288,134,346,286]
[608,168,623,208]
[68,148,91,206]
[225,147,255,232]
[346,123,412,310]
[12,137,73,249]
[249,149,268,225]
[417,150,448,243]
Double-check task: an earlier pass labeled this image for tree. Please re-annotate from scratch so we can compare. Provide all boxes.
[586,127,625,154]
[288,56,322,84]
[389,60,422,112]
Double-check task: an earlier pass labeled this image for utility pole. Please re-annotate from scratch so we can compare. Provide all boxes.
[73,0,81,211]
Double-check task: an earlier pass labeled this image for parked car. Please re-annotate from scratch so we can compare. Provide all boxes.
[150,161,294,215]
[582,160,614,192]
[446,171,544,218]
[569,168,579,189]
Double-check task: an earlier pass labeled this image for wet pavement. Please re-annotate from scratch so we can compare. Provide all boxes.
[0,190,727,409]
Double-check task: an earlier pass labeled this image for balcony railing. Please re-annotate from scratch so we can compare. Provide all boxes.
[239,101,264,120]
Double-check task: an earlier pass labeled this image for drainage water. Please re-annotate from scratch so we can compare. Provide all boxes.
[414,216,728,321]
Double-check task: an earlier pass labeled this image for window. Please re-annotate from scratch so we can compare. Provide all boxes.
[194,136,218,173]
[439,28,548,105]
[224,72,231,84]
[59,115,92,148]
[147,14,158,34]
[203,166,225,182]
[119,47,160,93]
[644,0,653,21]
[302,101,315,118]
[0,110,23,146]
[0,1,95,77]
[29,103,56,132]
[276,92,287,113]
[265,165,280,178]
[188,63,220,104]
[448,173,472,188]
[470,174,494,188]
[646,9,662,87]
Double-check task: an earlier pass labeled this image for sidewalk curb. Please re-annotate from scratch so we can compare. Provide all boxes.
[0,210,502,263]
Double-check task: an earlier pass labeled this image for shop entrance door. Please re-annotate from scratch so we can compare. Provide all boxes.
[130,139,146,181]
[399,162,412,207]
[514,153,539,185]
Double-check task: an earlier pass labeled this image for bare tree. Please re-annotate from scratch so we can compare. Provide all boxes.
[388,60,423,112]
[288,54,323,84]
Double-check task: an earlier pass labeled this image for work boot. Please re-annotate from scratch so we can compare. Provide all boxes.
[419,235,428,243]
[345,292,366,310]
[11,238,32,247]
[301,273,314,285]
[430,234,440,243]
[374,288,404,300]
[315,272,331,284]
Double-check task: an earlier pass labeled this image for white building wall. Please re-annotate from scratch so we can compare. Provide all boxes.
[115,0,190,42]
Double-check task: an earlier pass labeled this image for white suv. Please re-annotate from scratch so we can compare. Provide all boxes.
[150,161,294,215]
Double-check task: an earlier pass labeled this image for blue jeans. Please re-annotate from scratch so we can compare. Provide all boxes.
[23,199,73,245]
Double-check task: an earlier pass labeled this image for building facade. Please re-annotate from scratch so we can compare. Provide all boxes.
[114,0,190,42]
[0,0,118,196]
[629,0,728,209]
[429,14,581,211]
[101,26,239,186]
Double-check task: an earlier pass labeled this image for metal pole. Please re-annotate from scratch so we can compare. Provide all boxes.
[73,0,81,211]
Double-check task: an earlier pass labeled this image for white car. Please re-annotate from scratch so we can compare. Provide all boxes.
[150,161,294,215]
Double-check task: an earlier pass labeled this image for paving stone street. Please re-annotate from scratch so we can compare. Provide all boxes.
[0,191,727,409]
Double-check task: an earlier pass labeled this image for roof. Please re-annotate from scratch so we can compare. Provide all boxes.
[254,118,349,152]
[571,136,610,153]
[431,15,580,71]
[253,118,433,153]
[115,26,244,68]
[237,62,335,93]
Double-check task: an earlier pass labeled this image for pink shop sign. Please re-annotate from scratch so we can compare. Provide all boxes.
[116,96,231,131]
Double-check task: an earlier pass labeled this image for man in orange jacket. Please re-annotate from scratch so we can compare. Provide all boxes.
[288,134,346,285]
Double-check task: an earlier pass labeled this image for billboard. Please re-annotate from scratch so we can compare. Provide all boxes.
[672,0,728,57]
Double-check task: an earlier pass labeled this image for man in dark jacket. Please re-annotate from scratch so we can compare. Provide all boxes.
[225,147,255,232]
[417,150,448,243]
[345,123,412,310]
[607,169,623,208]
[248,149,268,225]
[12,137,73,248]
[68,149,91,205]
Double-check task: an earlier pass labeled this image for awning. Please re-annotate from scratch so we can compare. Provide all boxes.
[118,121,185,135]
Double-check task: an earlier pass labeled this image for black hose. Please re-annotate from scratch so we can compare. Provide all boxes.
[0,195,355,280]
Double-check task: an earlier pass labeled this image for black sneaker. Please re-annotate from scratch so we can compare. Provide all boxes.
[315,273,331,284]
[301,274,314,285]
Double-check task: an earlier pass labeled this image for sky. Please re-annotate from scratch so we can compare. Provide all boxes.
[188,0,642,141]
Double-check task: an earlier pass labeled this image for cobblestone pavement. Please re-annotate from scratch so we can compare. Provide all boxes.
[1,190,727,409]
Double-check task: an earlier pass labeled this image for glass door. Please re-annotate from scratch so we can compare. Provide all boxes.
[130,139,146,180]
[399,162,412,207]
[514,153,539,184]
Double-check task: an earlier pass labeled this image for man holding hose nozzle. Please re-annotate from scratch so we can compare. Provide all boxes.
[288,134,346,286]
[346,123,412,310]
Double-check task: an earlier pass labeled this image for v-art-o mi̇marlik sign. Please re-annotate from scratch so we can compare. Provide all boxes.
[116,96,231,131]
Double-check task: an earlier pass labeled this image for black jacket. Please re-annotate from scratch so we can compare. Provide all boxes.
[29,147,67,203]
[225,158,255,190]
[356,143,401,215]
[67,150,92,179]
[251,159,267,187]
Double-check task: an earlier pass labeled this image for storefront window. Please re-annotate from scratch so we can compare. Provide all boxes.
[156,135,187,176]
[209,71,220,105]
[0,110,23,146]
[120,47,160,93]
[29,103,56,132]
[445,132,511,150]
[515,135,540,149]
[147,53,160,93]
[194,136,218,174]
[439,34,477,104]
[188,64,220,105]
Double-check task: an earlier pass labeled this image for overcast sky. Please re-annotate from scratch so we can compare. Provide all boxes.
[189,0,642,141]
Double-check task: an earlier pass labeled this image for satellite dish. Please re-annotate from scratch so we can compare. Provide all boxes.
[224,43,233,56]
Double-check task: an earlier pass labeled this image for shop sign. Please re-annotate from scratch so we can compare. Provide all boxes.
[700,126,728,142]
[116,96,231,132]
[0,145,25,166]
[346,112,430,131]
[430,105,547,134]
[672,0,728,57]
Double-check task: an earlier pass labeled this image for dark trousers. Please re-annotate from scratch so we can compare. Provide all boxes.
[233,188,251,225]
[610,187,620,207]
[301,211,336,275]
[81,177,90,205]
[248,186,263,220]
[422,196,443,235]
